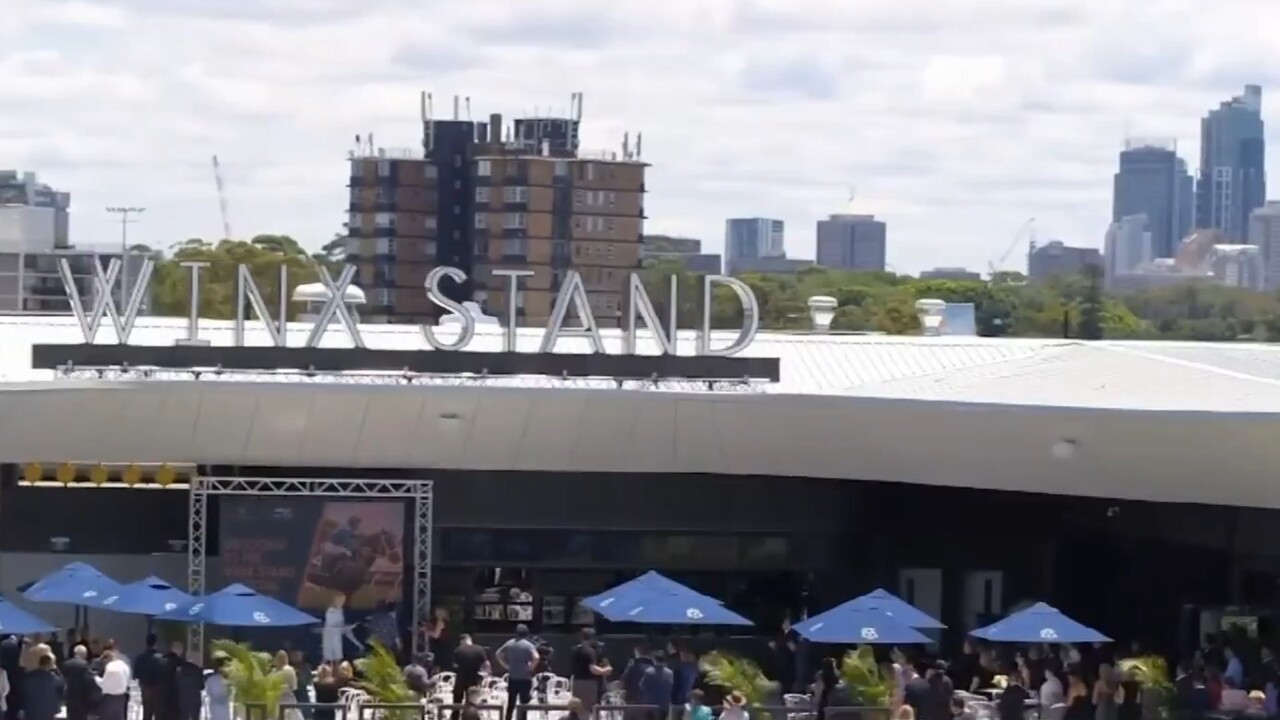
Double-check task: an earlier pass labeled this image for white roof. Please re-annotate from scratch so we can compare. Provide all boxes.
[1,314,1279,508]
[3,314,1280,412]
[292,282,366,304]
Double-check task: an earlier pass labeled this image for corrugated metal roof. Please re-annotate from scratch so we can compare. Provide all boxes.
[0,315,1057,394]
[843,342,1280,412]
[1,315,1278,412]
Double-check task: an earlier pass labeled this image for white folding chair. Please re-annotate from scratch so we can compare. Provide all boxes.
[783,693,814,720]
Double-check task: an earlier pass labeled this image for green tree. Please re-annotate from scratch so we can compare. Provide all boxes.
[1075,264,1104,340]
[208,640,288,720]
[150,236,326,319]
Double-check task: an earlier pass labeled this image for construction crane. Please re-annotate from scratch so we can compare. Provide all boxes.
[211,155,232,240]
[987,217,1035,277]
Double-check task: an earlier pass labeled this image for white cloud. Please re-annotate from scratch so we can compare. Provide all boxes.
[1,0,1278,272]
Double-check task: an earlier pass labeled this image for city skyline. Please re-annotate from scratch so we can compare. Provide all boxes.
[4,0,1280,274]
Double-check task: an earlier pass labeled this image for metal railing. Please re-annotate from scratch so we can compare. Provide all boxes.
[237,702,890,720]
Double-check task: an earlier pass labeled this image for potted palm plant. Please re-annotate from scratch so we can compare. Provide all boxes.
[354,641,421,720]
[1118,656,1174,720]
[699,651,777,719]
[839,646,893,720]
[209,640,288,720]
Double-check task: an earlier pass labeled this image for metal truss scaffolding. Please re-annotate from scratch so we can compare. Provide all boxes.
[188,475,434,656]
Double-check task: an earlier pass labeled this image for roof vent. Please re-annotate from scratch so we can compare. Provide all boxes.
[807,295,837,333]
[915,298,946,336]
[439,301,500,326]
[292,282,366,324]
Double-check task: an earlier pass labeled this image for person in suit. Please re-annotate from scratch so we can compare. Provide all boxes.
[62,646,100,720]
[22,653,64,720]
[134,634,164,720]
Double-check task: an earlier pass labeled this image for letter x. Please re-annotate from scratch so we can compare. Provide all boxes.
[304,265,366,348]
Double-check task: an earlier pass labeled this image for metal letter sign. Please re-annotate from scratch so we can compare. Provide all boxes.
[59,261,762,356]
[60,257,154,344]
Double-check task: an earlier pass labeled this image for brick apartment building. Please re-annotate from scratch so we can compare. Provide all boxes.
[345,95,647,326]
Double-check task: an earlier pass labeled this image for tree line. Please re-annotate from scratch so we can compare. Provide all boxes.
[646,260,1280,341]
[131,237,1280,341]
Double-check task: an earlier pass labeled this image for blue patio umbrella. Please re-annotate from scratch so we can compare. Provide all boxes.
[591,588,752,626]
[0,596,56,635]
[970,602,1111,644]
[794,606,933,644]
[154,584,320,627]
[847,589,947,629]
[22,562,124,605]
[97,576,194,616]
[580,571,713,614]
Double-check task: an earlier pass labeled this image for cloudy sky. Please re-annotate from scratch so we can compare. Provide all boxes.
[3,0,1278,274]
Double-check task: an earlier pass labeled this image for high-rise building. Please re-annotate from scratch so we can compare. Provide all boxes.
[1196,85,1266,241]
[724,218,784,274]
[1248,201,1280,290]
[1112,140,1192,258]
[816,213,887,272]
[0,170,70,249]
[345,95,647,326]
[1104,214,1156,290]
[1027,240,1102,281]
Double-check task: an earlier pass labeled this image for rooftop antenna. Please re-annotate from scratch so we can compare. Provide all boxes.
[452,95,459,120]
[211,155,232,241]
[419,91,427,123]
[635,132,643,159]
[424,92,435,154]
[465,96,472,120]
[623,131,631,159]
[575,92,584,121]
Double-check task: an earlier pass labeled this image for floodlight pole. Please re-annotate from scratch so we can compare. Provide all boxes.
[105,206,145,308]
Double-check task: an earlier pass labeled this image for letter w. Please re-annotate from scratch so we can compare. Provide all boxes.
[59,257,155,343]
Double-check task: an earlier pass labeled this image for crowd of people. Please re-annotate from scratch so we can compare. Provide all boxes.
[0,632,211,720]
[11,615,1280,720]
[881,631,1280,720]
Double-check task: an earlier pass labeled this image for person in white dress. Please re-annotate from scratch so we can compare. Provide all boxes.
[322,594,347,663]
[274,651,303,720]
[206,656,232,720]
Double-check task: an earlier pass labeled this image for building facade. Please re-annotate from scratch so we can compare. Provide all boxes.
[816,214,887,272]
[1247,201,1280,290]
[640,235,722,274]
[1196,85,1266,242]
[725,218,784,274]
[731,256,814,274]
[345,107,645,326]
[1211,244,1265,291]
[920,267,982,282]
[0,249,151,314]
[1027,240,1102,281]
[1104,214,1155,290]
[1112,141,1193,258]
[0,171,70,249]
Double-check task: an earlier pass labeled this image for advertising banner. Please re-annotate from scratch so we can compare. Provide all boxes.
[220,498,406,611]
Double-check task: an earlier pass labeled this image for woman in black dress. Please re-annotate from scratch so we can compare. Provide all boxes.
[1064,668,1094,720]
[313,664,340,720]
[1117,669,1143,720]
[815,657,839,720]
